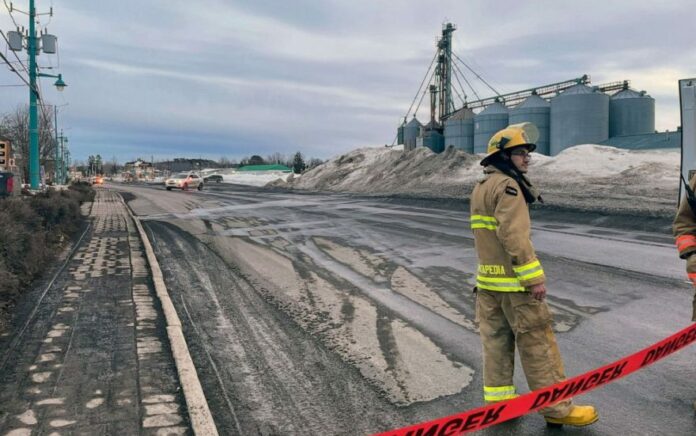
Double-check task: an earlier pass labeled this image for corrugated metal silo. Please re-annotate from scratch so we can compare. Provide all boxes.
[444,108,475,152]
[509,94,550,155]
[420,120,444,153]
[609,88,655,137]
[403,118,422,151]
[397,121,405,145]
[474,101,509,153]
[550,84,609,155]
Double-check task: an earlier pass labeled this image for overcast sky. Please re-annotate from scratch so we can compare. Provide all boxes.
[1,0,694,163]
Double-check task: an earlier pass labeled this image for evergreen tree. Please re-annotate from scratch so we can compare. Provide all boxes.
[292,151,306,174]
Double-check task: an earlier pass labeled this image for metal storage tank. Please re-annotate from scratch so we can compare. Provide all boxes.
[397,121,405,145]
[403,117,422,151]
[444,108,475,152]
[420,120,444,153]
[474,101,509,153]
[550,84,609,155]
[609,88,655,137]
[509,94,550,155]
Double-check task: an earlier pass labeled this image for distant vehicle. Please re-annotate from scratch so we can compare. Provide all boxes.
[165,173,203,191]
[204,174,223,183]
[91,175,104,185]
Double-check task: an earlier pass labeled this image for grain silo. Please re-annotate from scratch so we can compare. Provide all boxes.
[550,84,609,155]
[509,94,550,155]
[419,120,445,153]
[397,121,405,145]
[474,101,509,153]
[609,88,655,137]
[444,108,475,152]
[403,117,422,151]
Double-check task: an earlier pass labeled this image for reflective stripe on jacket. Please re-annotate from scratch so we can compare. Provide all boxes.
[470,167,545,292]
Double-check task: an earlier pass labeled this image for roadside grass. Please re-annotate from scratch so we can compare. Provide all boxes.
[0,182,95,331]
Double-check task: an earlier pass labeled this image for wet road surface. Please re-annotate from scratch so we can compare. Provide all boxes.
[116,182,696,435]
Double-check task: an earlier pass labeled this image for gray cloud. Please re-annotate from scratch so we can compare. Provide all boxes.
[0,0,692,162]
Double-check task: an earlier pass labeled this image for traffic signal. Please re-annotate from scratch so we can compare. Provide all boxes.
[0,141,10,167]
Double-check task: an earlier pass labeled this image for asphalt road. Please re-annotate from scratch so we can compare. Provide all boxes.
[113,181,696,436]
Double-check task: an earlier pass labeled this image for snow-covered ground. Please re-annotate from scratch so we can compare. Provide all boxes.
[222,171,294,187]
[273,145,681,216]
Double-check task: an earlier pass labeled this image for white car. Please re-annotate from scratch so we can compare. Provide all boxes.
[164,173,203,191]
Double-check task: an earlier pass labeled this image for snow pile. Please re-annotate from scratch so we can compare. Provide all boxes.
[275,144,681,216]
[223,171,293,187]
[278,146,480,198]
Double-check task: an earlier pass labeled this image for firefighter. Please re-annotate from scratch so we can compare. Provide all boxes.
[671,173,696,412]
[471,122,598,427]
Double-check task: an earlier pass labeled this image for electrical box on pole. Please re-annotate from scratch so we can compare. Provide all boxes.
[41,34,56,53]
[8,30,23,51]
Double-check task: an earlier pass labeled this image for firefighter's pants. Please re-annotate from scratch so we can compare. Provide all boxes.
[476,289,572,418]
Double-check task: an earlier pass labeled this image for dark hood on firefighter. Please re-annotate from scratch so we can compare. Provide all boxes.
[485,158,543,205]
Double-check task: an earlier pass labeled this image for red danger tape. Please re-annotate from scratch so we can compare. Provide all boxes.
[374,323,696,436]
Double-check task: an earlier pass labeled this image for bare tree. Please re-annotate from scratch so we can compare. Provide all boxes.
[103,155,120,175]
[266,152,285,165]
[0,104,56,182]
[307,157,324,169]
[219,156,231,168]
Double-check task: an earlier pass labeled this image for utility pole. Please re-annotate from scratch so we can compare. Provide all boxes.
[6,1,66,190]
[57,129,67,183]
[54,105,60,184]
[28,0,39,189]
[64,147,70,182]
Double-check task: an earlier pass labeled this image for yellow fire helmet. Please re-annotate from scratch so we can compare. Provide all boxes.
[481,122,539,166]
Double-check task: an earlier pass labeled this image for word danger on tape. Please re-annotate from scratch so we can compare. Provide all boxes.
[375,323,696,436]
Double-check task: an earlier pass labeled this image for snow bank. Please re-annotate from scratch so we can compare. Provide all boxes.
[275,144,681,216]
[223,172,293,187]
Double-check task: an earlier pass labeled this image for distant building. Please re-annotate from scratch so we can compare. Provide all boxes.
[124,159,155,180]
[69,168,83,181]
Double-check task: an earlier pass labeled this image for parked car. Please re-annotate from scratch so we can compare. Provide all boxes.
[165,173,203,191]
[91,175,104,185]
[204,174,223,183]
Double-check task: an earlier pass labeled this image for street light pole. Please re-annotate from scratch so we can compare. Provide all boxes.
[54,104,60,184]
[28,0,40,189]
[20,0,66,190]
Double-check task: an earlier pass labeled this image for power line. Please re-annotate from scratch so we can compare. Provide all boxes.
[451,52,501,98]
[0,29,29,76]
[446,51,467,106]
[451,58,481,101]
[450,70,467,107]
[403,50,439,122]
[3,0,20,30]
[413,65,438,119]
[450,63,468,102]
[0,49,31,87]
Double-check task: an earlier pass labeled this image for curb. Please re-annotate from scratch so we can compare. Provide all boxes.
[119,194,219,436]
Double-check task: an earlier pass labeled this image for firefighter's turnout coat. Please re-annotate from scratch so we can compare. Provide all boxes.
[470,167,545,292]
[672,176,696,321]
[470,166,571,417]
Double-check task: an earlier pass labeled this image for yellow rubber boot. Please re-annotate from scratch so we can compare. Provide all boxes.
[545,405,598,427]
